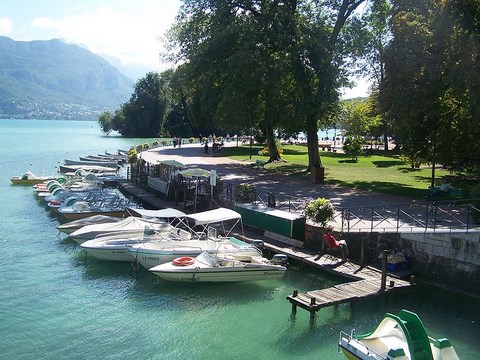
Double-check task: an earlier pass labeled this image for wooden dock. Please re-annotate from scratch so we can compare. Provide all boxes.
[236,231,415,319]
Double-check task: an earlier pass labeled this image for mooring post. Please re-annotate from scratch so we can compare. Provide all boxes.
[380,250,388,291]
[291,289,298,314]
[360,237,365,266]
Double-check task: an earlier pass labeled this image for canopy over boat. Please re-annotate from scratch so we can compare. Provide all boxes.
[126,207,186,219]
[185,208,243,237]
[186,208,241,226]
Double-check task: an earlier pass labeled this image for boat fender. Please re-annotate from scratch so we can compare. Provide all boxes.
[172,257,195,266]
[252,240,264,250]
[272,254,289,266]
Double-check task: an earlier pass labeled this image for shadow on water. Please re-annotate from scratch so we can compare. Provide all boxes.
[70,254,345,313]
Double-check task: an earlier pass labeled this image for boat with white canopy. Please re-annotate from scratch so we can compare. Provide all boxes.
[127,208,262,269]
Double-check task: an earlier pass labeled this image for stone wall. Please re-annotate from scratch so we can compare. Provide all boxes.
[305,223,480,297]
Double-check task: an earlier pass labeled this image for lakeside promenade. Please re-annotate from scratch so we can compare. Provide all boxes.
[140,141,416,209]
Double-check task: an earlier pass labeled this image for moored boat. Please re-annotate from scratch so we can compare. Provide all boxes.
[64,159,119,168]
[338,309,460,360]
[10,171,57,185]
[78,223,177,261]
[149,251,287,283]
[127,207,262,269]
[69,216,170,243]
[57,214,124,235]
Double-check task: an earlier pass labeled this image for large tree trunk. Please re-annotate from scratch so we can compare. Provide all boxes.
[306,115,323,181]
[265,113,282,162]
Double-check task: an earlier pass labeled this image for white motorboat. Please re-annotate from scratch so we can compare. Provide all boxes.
[128,237,263,269]
[79,223,177,262]
[69,216,166,244]
[338,309,460,360]
[127,207,263,269]
[56,214,124,235]
[149,251,287,283]
[10,171,57,185]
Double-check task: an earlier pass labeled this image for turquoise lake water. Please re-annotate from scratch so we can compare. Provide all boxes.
[0,119,478,359]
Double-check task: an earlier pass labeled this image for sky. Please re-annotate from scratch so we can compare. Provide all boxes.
[0,0,369,96]
[0,0,181,78]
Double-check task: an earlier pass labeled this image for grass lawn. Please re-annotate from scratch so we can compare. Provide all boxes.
[222,144,452,199]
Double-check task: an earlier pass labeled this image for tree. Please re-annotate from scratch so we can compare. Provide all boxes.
[121,72,169,137]
[288,0,367,179]
[343,136,363,161]
[166,0,298,162]
[380,0,480,173]
[98,111,113,134]
[346,0,392,151]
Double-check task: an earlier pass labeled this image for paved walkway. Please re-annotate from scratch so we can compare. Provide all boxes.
[141,142,415,209]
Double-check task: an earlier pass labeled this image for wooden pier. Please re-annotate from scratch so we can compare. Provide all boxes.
[236,232,415,319]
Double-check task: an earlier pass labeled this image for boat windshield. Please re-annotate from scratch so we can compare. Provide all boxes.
[196,252,221,266]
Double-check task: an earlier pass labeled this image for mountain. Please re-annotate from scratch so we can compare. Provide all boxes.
[0,36,134,120]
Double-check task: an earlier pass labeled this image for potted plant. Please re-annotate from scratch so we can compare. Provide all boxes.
[304,197,335,227]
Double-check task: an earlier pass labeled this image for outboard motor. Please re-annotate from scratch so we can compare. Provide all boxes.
[251,240,264,250]
[271,254,289,267]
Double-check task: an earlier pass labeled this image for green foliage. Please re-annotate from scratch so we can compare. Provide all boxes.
[380,1,480,173]
[128,149,138,165]
[343,136,364,161]
[235,183,255,203]
[98,111,113,134]
[304,198,335,227]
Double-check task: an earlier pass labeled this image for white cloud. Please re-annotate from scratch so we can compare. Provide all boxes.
[0,17,13,35]
[30,4,178,70]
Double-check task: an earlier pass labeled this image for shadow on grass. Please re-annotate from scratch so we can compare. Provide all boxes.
[399,167,423,173]
[268,163,309,178]
[222,146,262,157]
[373,160,404,168]
[328,179,427,199]
[338,159,358,164]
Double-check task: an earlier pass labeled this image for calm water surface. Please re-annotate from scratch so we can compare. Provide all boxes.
[0,119,478,359]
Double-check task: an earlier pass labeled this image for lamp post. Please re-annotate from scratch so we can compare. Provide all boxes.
[431,131,437,189]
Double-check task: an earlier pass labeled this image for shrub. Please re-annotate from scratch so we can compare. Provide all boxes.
[304,197,335,227]
[235,183,255,203]
[343,136,363,161]
[128,149,138,164]
[189,137,195,144]
[259,140,284,156]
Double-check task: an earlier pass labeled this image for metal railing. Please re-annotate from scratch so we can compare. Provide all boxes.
[337,200,480,233]
[217,183,479,233]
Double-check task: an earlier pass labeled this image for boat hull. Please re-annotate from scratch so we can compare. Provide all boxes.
[80,246,135,262]
[10,177,56,185]
[151,267,285,282]
[129,242,262,270]
[59,210,127,221]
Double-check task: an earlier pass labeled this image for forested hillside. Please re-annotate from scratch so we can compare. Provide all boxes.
[0,36,133,120]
